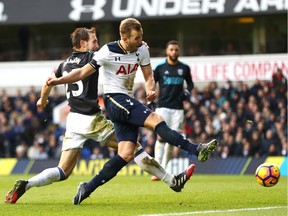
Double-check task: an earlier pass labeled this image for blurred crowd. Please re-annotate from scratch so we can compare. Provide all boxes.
[0,70,287,160]
[138,69,287,159]
[1,39,285,62]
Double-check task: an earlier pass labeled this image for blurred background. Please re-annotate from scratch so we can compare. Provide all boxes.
[0,0,287,171]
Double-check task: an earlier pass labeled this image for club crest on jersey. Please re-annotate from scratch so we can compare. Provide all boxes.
[136,53,140,62]
[126,99,134,105]
[178,69,183,76]
[116,63,139,75]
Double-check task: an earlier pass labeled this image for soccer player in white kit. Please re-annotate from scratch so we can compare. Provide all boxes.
[47,18,218,205]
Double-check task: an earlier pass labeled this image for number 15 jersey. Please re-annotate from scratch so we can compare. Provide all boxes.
[55,51,101,115]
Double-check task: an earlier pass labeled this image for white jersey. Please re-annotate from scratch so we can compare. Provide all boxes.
[92,41,150,97]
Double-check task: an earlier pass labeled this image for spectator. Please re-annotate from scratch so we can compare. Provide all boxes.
[47,133,61,159]
[249,131,262,157]
[90,147,104,160]
[220,41,238,55]
[27,139,48,160]
[15,141,28,159]
[270,68,287,94]
[262,129,280,156]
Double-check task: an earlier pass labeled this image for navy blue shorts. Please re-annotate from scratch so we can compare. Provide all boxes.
[103,93,153,143]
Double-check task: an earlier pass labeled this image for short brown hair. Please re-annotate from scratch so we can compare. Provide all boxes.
[119,18,142,38]
[70,27,96,49]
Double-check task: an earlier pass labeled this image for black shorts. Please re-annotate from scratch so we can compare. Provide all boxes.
[103,93,153,143]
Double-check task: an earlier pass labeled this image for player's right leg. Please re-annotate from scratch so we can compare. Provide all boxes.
[5,149,81,204]
[145,112,218,162]
[161,108,184,168]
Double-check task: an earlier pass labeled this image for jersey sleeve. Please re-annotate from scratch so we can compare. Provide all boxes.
[153,65,160,82]
[139,45,150,67]
[184,64,194,91]
[54,62,64,78]
[92,45,109,67]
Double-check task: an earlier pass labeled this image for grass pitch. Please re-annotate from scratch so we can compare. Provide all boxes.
[0,174,287,216]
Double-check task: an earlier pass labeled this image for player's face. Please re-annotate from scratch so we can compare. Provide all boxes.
[126,29,143,52]
[88,33,99,51]
[166,44,180,62]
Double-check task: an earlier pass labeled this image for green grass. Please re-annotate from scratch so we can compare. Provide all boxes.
[0,175,287,216]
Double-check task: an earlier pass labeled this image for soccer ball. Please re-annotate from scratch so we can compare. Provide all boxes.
[255,162,280,187]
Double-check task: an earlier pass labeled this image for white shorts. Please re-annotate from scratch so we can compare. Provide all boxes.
[62,112,114,151]
[155,107,184,132]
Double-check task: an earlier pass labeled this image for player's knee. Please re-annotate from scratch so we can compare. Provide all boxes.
[151,112,164,122]
[145,112,164,129]
[119,152,134,162]
[157,135,165,142]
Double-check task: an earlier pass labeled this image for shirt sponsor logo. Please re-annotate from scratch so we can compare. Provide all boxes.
[116,64,139,75]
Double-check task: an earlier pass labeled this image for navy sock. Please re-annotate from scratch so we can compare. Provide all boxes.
[84,155,128,195]
[57,167,66,181]
[155,121,198,156]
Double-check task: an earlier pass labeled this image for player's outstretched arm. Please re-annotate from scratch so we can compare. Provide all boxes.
[37,84,52,109]
[141,64,157,102]
[47,63,96,86]
[37,73,56,109]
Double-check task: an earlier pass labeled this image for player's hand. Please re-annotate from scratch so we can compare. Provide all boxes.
[146,90,157,102]
[36,98,49,109]
[46,77,58,86]
[180,89,190,101]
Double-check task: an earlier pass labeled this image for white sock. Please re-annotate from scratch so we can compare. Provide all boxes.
[26,167,65,190]
[154,140,165,164]
[161,143,174,169]
[134,146,175,187]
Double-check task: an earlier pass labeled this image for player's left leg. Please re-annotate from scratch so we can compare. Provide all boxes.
[161,109,184,168]
[154,138,165,166]
[5,148,80,204]
[161,143,174,168]
[153,108,171,176]
[25,134,84,189]
[151,138,166,181]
